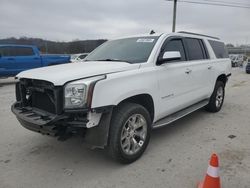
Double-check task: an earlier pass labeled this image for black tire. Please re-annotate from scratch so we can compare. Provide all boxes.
[206,81,225,113]
[108,102,151,164]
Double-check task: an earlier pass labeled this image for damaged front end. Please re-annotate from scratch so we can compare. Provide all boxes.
[11,78,113,148]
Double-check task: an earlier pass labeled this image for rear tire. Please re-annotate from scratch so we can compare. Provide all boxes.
[206,81,225,113]
[108,102,151,164]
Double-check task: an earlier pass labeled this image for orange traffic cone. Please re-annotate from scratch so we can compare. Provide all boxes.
[198,153,221,188]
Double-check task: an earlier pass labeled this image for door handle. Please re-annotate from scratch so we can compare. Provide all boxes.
[7,58,15,60]
[208,66,213,70]
[185,69,192,74]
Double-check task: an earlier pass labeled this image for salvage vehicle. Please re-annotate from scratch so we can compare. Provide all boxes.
[11,32,231,163]
[0,45,70,77]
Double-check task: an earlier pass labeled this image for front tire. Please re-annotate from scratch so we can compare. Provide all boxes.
[206,81,225,113]
[108,102,151,164]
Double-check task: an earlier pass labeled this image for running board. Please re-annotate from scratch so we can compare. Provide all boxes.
[153,99,209,129]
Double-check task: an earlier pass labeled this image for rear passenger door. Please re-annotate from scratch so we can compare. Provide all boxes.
[183,38,212,101]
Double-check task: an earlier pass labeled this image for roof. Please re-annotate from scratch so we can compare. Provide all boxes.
[177,31,220,40]
[113,31,220,41]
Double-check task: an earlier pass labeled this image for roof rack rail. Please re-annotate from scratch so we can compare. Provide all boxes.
[178,31,220,40]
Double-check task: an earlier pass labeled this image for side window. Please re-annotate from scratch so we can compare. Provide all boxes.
[208,40,229,59]
[0,47,10,57]
[185,38,206,60]
[13,47,35,56]
[162,39,186,61]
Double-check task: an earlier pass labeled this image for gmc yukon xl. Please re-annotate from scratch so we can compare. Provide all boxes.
[11,32,231,163]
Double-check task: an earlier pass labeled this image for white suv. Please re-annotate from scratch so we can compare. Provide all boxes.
[12,32,231,163]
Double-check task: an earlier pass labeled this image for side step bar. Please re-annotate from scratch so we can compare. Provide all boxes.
[153,99,209,129]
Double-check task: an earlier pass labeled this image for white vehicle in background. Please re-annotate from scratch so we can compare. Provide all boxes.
[70,53,88,63]
[229,54,244,67]
[231,55,239,67]
[12,32,231,163]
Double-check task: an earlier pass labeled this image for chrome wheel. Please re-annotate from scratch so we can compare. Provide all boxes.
[120,114,147,155]
[215,86,224,108]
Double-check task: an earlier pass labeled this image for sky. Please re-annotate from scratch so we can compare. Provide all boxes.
[0,0,249,44]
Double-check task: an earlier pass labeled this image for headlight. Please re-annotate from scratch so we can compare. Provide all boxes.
[64,75,105,109]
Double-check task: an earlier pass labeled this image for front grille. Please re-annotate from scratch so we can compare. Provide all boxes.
[32,90,56,114]
[17,79,63,114]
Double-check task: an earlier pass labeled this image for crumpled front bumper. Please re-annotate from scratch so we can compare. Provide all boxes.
[11,102,70,136]
[11,102,113,148]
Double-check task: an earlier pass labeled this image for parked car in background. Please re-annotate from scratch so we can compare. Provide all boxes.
[246,59,250,74]
[0,45,70,77]
[12,32,231,163]
[229,55,239,67]
[229,54,245,67]
[70,53,88,63]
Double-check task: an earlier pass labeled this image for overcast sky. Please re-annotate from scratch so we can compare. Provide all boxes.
[0,0,249,44]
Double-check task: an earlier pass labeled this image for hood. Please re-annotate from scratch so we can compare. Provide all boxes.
[17,61,140,85]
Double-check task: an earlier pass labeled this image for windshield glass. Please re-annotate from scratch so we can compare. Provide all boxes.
[85,36,159,64]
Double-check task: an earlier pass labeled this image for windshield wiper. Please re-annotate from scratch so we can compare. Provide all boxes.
[90,59,132,64]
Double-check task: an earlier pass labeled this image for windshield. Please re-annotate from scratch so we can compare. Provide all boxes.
[85,36,159,64]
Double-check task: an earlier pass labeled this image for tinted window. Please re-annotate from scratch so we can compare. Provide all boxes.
[85,36,159,64]
[14,47,34,56]
[209,40,229,59]
[163,39,186,61]
[185,38,205,60]
[0,47,34,57]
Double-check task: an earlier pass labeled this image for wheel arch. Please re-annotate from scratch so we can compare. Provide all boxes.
[117,94,155,122]
[216,74,227,86]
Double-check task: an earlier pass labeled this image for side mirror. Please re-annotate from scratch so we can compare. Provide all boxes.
[158,51,181,64]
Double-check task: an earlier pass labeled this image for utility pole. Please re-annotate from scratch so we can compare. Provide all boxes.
[172,0,177,32]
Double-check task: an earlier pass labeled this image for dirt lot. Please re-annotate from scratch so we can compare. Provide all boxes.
[0,68,249,188]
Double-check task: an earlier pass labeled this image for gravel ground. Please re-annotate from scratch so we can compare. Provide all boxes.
[0,68,250,188]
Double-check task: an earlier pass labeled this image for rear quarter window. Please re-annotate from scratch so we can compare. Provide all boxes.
[208,40,229,59]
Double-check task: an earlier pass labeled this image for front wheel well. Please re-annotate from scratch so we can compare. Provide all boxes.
[117,94,155,122]
[216,74,227,86]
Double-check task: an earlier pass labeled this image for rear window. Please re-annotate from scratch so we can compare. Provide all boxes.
[185,38,207,60]
[208,40,229,59]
